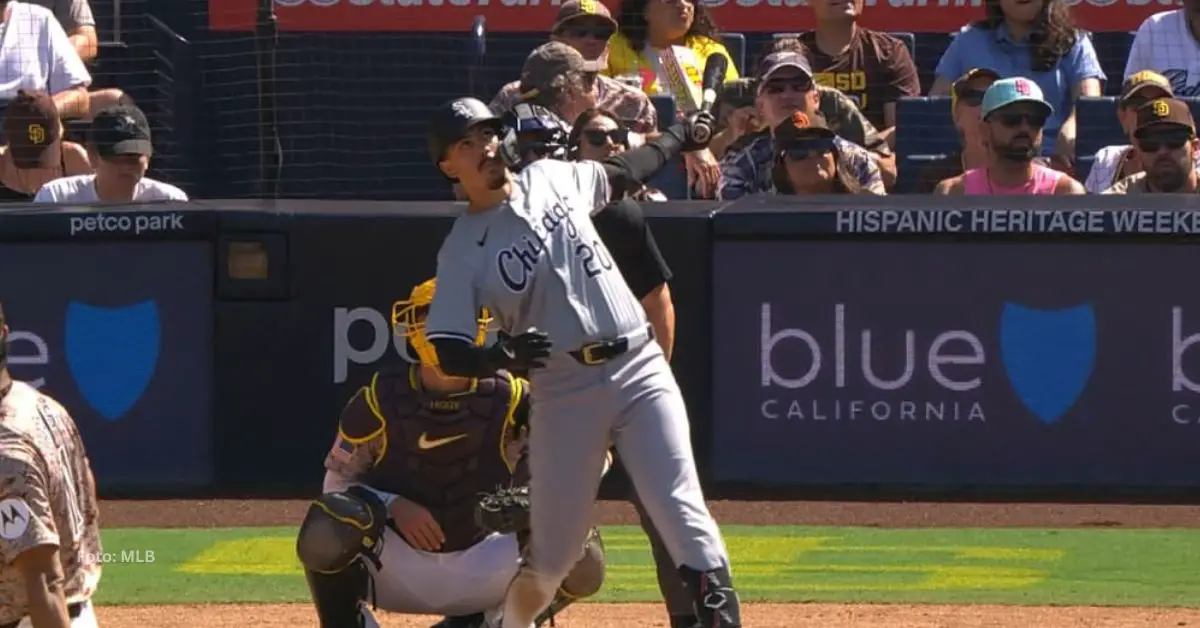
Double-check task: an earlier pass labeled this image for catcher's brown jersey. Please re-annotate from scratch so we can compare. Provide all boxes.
[325,365,530,553]
[0,382,101,624]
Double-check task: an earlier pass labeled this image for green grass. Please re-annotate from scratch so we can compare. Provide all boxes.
[92,525,1200,607]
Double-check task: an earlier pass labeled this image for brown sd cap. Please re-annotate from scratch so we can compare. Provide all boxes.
[1121,70,1174,102]
[519,42,603,100]
[552,0,616,32]
[1134,98,1196,136]
[4,90,62,170]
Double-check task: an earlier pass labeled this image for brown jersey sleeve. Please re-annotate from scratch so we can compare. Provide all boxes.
[0,442,60,564]
[324,374,388,480]
[876,34,921,115]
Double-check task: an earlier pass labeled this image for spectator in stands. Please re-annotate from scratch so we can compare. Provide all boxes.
[0,89,88,201]
[718,49,885,199]
[935,77,1085,194]
[929,0,1104,166]
[772,111,881,195]
[489,0,658,135]
[31,0,96,63]
[1104,98,1199,194]
[514,43,600,137]
[0,0,91,120]
[33,104,187,202]
[800,0,920,148]
[912,68,1001,193]
[1085,70,1179,193]
[1124,0,1200,96]
[607,0,738,105]
[570,107,667,201]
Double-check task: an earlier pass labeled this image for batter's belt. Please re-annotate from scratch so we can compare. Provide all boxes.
[570,324,655,366]
[1,601,85,628]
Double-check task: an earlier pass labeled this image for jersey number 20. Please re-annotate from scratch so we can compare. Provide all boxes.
[576,239,614,278]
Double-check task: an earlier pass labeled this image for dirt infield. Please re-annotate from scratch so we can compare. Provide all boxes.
[97,499,1200,627]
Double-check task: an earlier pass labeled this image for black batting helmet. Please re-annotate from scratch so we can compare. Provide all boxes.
[427,97,504,166]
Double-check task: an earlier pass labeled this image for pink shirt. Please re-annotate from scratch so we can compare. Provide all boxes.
[962,165,1064,195]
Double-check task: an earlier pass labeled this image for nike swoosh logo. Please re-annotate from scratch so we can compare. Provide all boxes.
[417,432,469,450]
[477,228,488,247]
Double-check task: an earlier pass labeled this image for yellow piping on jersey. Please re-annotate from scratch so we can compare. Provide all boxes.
[500,373,526,474]
[339,372,388,468]
[409,363,481,398]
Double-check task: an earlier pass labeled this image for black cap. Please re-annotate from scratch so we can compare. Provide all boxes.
[90,105,153,157]
[428,97,504,164]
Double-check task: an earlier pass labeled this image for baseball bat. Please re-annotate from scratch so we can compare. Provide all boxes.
[689,54,729,145]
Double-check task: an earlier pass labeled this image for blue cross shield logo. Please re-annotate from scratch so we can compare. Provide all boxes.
[999,302,1096,424]
[64,301,161,421]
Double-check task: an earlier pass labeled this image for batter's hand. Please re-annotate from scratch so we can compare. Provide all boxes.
[491,330,552,370]
[389,497,445,552]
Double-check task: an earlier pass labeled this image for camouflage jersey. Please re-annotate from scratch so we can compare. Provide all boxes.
[489,74,658,134]
[324,365,530,553]
[0,382,102,624]
[718,85,890,200]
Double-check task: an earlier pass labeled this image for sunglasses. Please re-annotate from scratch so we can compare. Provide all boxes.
[1136,133,1191,153]
[956,89,986,107]
[583,128,627,146]
[991,112,1048,129]
[558,24,615,40]
[781,139,835,161]
[762,79,812,95]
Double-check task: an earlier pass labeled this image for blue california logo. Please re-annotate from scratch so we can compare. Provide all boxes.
[999,302,1097,424]
[64,300,161,421]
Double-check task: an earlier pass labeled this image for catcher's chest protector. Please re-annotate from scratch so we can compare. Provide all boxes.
[351,368,526,552]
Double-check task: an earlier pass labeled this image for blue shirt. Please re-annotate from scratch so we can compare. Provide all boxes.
[934,24,1105,155]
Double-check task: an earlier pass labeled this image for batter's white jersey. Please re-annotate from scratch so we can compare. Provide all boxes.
[426,160,647,351]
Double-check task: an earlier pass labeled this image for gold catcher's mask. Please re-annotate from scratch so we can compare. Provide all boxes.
[391,278,492,368]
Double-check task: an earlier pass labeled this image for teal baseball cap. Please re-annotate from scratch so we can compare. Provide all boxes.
[980,77,1054,120]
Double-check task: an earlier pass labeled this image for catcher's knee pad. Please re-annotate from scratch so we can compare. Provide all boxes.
[679,565,741,628]
[297,486,388,575]
[304,564,373,628]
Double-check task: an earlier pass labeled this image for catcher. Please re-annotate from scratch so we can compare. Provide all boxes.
[295,279,607,628]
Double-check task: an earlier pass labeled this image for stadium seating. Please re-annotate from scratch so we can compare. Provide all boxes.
[649,95,689,199]
[894,96,956,193]
[723,33,746,77]
[1075,97,1126,161]
[1093,31,1136,94]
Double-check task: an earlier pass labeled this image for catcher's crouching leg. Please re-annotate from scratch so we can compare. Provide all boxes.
[533,527,606,627]
[296,487,388,628]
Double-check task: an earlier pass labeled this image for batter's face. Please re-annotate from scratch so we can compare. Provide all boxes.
[757,69,818,129]
[440,124,507,190]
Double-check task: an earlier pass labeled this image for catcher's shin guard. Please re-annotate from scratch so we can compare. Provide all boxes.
[534,527,606,627]
[679,565,742,628]
[305,564,374,628]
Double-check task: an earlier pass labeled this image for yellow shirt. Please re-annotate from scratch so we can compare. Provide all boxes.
[605,33,739,100]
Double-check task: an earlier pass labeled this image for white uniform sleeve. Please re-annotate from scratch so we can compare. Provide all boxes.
[425,239,483,345]
[573,160,611,216]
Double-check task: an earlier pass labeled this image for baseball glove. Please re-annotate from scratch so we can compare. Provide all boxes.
[475,484,531,535]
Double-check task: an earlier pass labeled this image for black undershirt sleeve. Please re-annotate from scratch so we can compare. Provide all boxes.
[591,198,673,300]
[600,123,686,199]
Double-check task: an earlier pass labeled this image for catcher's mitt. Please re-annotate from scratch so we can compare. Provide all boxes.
[475,484,531,534]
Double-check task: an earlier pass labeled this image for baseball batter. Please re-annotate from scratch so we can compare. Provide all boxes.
[0,302,103,628]
[295,280,605,628]
[422,98,741,628]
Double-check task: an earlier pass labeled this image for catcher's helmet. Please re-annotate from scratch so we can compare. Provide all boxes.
[498,103,570,172]
[427,97,504,166]
[391,278,493,370]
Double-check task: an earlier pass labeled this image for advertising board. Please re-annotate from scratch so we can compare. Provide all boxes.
[208,0,1174,33]
[0,243,213,489]
[711,240,1200,487]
